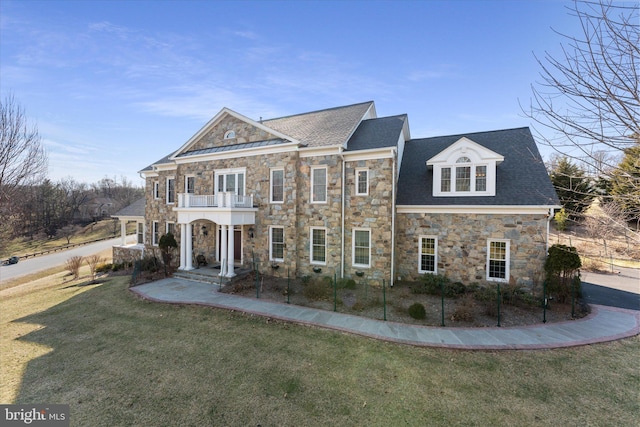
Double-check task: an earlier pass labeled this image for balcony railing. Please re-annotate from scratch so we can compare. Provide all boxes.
[177,193,254,208]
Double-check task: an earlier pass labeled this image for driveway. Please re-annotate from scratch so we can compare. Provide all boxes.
[0,236,134,283]
[581,267,640,311]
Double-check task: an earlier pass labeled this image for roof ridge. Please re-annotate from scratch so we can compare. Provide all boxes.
[409,126,530,142]
[262,101,374,122]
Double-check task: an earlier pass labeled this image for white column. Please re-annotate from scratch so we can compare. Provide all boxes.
[220,224,228,272]
[227,225,235,278]
[179,223,187,270]
[120,220,127,246]
[185,223,193,270]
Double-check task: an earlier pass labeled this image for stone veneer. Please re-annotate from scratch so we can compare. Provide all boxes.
[112,245,145,265]
[395,212,548,288]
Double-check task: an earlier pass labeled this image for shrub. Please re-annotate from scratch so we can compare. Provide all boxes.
[139,256,160,273]
[96,263,112,273]
[65,256,83,280]
[408,303,427,320]
[303,278,332,301]
[415,273,450,295]
[445,281,467,298]
[451,295,475,322]
[86,254,105,280]
[337,278,357,289]
[545,244,581,304]
[300,275,312,286]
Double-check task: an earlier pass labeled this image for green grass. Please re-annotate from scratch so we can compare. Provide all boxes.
[1,274,639,426]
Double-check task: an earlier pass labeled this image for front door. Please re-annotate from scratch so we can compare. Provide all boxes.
[218,226,242,262]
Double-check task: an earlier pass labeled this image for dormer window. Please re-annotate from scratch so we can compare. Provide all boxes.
[224,130,236,139]
[427,137,504,197]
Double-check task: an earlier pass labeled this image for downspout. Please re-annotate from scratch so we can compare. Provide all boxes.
[340,150,345,279]
[390,148,397,287]
[546,207,554,253]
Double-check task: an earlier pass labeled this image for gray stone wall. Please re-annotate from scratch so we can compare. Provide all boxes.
[343,158,395,286]
[395,212,548,288]
[112,245,144,264]
[145,170,179,248]
[189,116,280,151]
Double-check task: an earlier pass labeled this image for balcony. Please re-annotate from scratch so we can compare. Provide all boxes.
[174,193,257,226]
[177,193,253,208]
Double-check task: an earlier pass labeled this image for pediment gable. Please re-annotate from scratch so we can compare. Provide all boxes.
[426,137,504,165]
[170,108,299,159]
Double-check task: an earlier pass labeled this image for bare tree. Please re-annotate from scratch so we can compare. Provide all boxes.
[525,1,639,175]
[0,94,48,198]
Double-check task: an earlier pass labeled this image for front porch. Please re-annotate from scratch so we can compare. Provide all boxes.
[173,263,252,285]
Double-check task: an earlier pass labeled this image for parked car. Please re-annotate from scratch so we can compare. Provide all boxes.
[6,256,19,265]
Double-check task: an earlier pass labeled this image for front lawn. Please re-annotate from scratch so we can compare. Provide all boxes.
[1,273,638,426]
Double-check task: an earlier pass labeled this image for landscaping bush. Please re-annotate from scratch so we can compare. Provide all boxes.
[302,277,332,301]
[96,263,113,273]
[415,273,450,295]
[451,295,475,322]
[65,255,83,280]
[545,244,581,304]
[337,278,357,289]
[408,303,427,320]
[445,281,467,298]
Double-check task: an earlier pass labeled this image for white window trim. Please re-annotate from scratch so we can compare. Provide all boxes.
[153,181,160,200]
[269,226,285,262]
[152,221,160,246]
[310,227,327,265]
[433,163,492,197]
[184,175,195,194]
[487,239,510,282]
[214,168,246,196]
[352,228,371,268]
[310,166,328,204]
[166,221,175,235]
[270,168,284,204]
[166,176,175,204]
[137,222,145,245]
[355,168,369,196]
[418,235,438,274]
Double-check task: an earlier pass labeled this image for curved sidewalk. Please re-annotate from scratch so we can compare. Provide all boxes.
[131,278,640,351]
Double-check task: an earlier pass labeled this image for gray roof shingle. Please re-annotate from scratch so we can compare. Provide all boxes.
[112,197,146,218]
[397,127,560,206]
[263,101,374,147]
[346,115,407,151]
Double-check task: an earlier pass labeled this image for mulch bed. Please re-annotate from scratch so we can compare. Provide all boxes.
[221,273,587,328]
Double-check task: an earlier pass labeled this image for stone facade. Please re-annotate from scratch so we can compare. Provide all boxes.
[395,212,548,287]
[112,245,144,265]
[141,107,554,291]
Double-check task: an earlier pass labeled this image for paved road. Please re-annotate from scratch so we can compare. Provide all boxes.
[0,236,134,283]
[582,267,640,311]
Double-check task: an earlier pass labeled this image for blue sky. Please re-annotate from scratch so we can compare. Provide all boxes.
[1,0,581,185]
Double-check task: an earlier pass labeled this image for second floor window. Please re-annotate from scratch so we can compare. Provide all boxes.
[356,169,368,195]
[153,182,160,199]
[311,167,327,203]
[185,176,195,194]
[166,178,175,204]
[271,169,284,203]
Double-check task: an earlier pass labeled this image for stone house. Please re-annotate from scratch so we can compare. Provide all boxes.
[139,101,559,288]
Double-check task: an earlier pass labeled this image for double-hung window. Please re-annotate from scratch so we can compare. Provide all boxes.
[271,169,284,203]
[356,169,368,196]
[311,167,327,203]
[166,222,175,236]
[352,229,371,268]
[419,236,437,274]
[487,240,510,282]
[152,221,159,246]
[166,177,175,204]
[310,227,327,264]
[270,227,284,261]
[137,223,144,244]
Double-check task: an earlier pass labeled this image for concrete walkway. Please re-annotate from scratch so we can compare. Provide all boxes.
[131,278,640,351]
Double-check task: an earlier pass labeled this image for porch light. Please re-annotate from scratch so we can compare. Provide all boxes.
[248,227,254,239]
[201,225,208,236]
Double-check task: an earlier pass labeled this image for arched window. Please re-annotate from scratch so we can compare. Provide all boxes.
[456,156,471,163]
[224,130,236,139]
